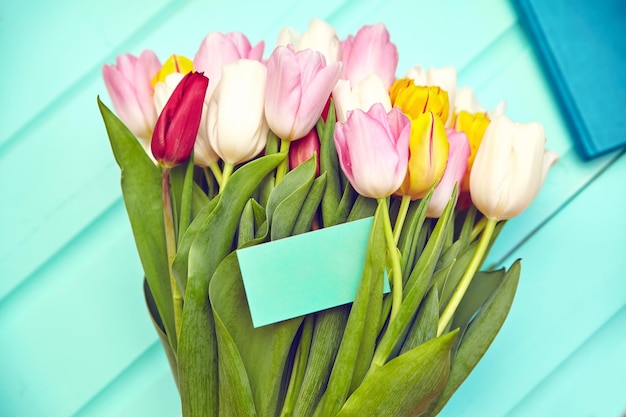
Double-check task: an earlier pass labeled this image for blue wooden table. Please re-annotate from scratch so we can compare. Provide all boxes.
[2,0,625,416]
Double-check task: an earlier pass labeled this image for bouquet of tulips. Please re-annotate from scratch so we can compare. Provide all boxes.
[99,18,558,417]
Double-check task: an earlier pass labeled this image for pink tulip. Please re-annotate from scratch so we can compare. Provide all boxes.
[340,23,398,89]
[426,129,470,218]
[194,31,264,99]
[334,104,410,198]
[151,72,209,167]
[289,128,320,175]
[265,45,342,141]
[102,50,161,142]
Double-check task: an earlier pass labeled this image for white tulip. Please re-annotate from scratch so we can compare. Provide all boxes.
[276,18,340,64]
[206,59,269,164]
[470,116,559,220]
[333,74,391,123]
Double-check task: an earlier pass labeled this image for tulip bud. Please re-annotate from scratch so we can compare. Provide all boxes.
[340,23,398,89]
[396,112,450,200]
[102,50,161,143]
[289,128,320,175]
[206,60,269,164]
[265,45,341,141]
[469,116,559,220]
[390,79,450,123]
[334,104,410,199]
[151,72,209,167]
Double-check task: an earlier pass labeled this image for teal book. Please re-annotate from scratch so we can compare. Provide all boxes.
[513,0,626,159]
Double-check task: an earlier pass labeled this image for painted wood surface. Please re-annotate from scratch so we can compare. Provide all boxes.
[2,0,625,415]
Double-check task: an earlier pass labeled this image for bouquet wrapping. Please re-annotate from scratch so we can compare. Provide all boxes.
[99,18,558,417]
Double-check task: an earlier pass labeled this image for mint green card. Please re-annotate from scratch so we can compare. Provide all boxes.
[236,217,390,327]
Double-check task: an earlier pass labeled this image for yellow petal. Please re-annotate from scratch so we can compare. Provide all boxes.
[151,54,194,87]
[397,112,449,199]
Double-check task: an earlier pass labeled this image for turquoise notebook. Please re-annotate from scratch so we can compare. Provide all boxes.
[513,0,626,159]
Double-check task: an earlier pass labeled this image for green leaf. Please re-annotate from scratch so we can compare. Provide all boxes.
[98,98,176,351]
[209,253,303,417]
[457,205,476,251]
[450,268,506,331]
[425,261,521,416]
[400,286,439,354]
[336,330,458,417]
[292,306,349,417]
[319,101,341,227]
[177,153,285,417]
[238,199,257,249]
[331,181,358,227]
[292,172,327,236]
[346,195,377,222]
[209,254,258,417]
[271,157,316,240]
[397,191,432,284]
[280,316,314,417]
[143,279,178,389]
[314,205,385,417]
[438,241,478,311]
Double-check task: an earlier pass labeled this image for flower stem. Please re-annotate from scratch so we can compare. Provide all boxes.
[220,162,234,191]
[378,198,403,322]
[392,195,411,244]
[437,217,497,335]
[470,216,487,241]
[162,168,183,342]
[209,161,223,187]
[275,139,291,185]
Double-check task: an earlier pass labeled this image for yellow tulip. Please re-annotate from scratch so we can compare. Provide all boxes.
[453,110,490,192]
[396,112,449,200]
[151,54,194,86]
[390,78,450,122]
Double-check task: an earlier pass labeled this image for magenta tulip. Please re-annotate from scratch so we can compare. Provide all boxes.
[102,50,161,143]
[289,128,320,175]
[194,31,264,99]
[151,72,209,167]
[339,23,398,89]
[265,45,342,141]
[426,129,470,218]
[334,104,410,198]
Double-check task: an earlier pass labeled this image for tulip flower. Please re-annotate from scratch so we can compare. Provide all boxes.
[151,72,209,167]
[206,59,269,165]
[332,74,391,123]
[289,128,320,175]
[265,45,342,141]
[439,116,558,335]
[102,50,161,143]
[153,63,218,168]
[390,78,450,123]
[277,18,340,64]
[426,129,470,218]
[194,31,264,100]
[340,23,398,89]
[335,103,411,320]
[470,115,559,220]
[453,110,490,193]
[396,112,450,200]
[405,66,457,126]
[334,104,410,199]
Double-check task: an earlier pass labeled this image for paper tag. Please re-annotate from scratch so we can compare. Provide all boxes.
[236,217,390,327]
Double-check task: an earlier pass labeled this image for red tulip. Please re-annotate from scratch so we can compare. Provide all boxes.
[151,72,209,167]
